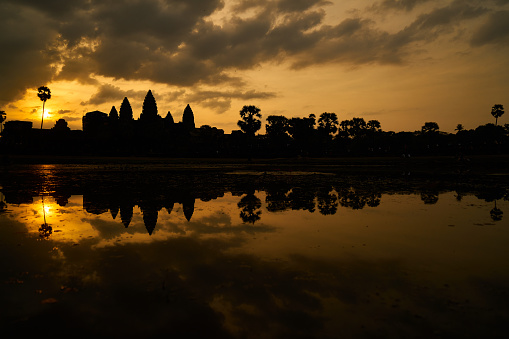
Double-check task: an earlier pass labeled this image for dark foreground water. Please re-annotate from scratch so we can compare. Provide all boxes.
[0,164,508,338]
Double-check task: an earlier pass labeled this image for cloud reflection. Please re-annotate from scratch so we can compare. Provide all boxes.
[1,169,509,337]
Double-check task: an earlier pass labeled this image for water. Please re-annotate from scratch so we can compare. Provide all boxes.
[0,164,508,338]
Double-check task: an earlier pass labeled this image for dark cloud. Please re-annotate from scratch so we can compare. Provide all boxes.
[164,90,187,103]
[233,0,331,13]
[292,1,490,68]
[471,10,509,46]
[184,89,277,113]
[1,0,507,106]
[371,0,434,12]
[277,0,333,12]
[81,84,147,106]
[58,115,82,122]
[55,109,81,121]
[0,2,59,103]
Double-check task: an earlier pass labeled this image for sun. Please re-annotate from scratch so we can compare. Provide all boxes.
[43,109,51,119]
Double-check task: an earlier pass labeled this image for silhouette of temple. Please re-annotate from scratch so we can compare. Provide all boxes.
[0,90,231,157]
[80,90,223,156]
[83,91,197,135]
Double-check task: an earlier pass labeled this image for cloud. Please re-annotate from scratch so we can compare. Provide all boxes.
[0,2,59,103]
[52,109,81,122]
[370,0,435,12]
[58,115,82,122]
[81,84,147,106]
[1,0,507,107]
[471,10,509,46]
[233,0,332,13]
[184,89,277,113]
[291,1,490,68]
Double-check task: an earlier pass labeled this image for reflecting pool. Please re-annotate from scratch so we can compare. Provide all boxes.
[1,164,508,338]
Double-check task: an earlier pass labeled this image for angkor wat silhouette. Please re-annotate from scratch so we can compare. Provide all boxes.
[1,90,229,156]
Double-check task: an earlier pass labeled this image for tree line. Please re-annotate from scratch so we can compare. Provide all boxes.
[237,104,507,157]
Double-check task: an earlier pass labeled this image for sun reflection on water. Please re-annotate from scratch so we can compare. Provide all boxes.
[0,183,508,338]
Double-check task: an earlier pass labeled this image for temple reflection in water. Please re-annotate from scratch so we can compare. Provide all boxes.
[0,165,508,338]
[0,166,506,239]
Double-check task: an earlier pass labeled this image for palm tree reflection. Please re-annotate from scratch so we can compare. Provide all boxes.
[38,196,52,239]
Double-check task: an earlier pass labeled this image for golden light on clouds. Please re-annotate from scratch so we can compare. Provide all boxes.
[0,0,508,132]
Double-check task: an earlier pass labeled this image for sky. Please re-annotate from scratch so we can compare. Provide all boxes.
[1,0,508,133]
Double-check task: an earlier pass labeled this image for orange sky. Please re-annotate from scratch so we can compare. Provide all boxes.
[1,0,508,133]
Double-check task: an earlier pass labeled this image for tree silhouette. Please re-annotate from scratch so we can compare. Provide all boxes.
[266,115,290,153]
[238,105,262,160]
[351,118,367,138]
[491,104,504,125]
[37,86,51,130]
[455,124,464,132]
[366,120,382,151]
[367,120,381,132]
[421,122,439,134]
[288,114,316,155]
[238,191,262,224]
[317,112,338,137]
[340,118,367,139]
[0,110,6,133]
[266,115,289,140]
[238,105,262,137]
[317,187,338,215]
[421,191,439,204]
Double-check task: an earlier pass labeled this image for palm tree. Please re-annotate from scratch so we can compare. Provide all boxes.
[317,112,339,137]
[37,86,51,129]
[0,110,6,133]
[491,104,504,125]
[238,105,262,160]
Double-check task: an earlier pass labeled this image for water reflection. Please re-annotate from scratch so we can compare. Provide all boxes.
[0,166,508,338]
[491,201,504,221]
[238,190,262,223]
[38,196,52,239]
[1,170,508,240]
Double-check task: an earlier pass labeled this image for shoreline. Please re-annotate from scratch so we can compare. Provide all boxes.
[2,154,509,177]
